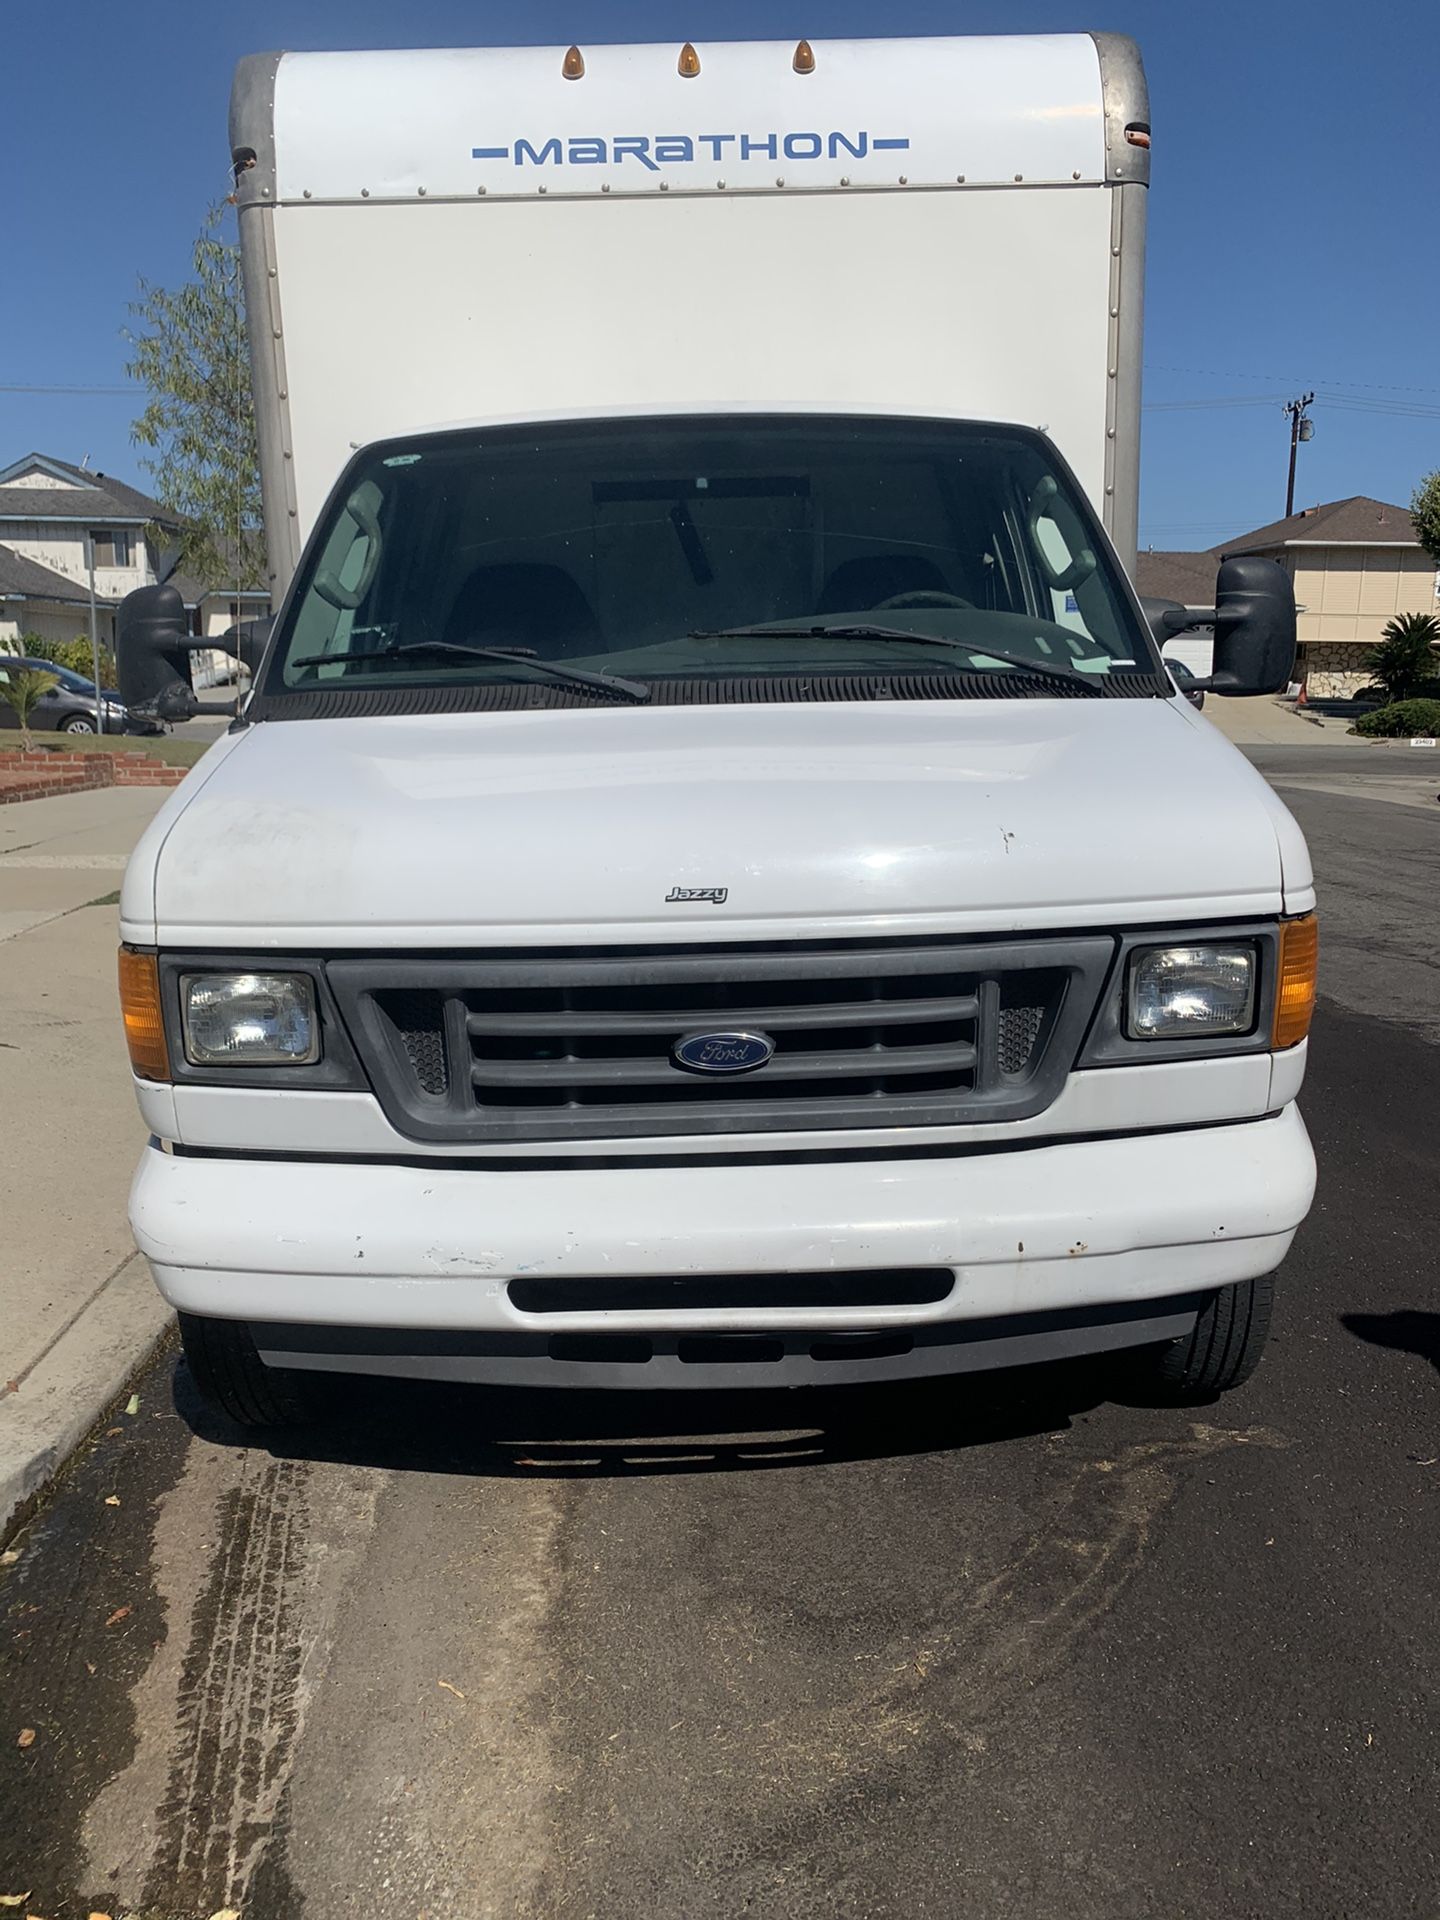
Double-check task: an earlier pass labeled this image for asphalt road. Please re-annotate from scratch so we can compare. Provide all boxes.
[2,746,1436,1920]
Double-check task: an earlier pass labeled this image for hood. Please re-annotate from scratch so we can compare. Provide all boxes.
[122,698,1312,947]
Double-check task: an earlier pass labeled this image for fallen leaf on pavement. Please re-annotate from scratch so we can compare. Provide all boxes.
[0,1894,29,1907]
[85,1663,96,1677]
[103,1496,121,1507]
[2,1381,17,1397]
[103,1606,131,1628]
[89,1911,114,1918]
[0,1550,18,1567]
[16,1729,35,1750]
[209,1909,242,1919]
[125,1394,141,1415]
[436,1679,466,1701]
[104,1428,123,1438]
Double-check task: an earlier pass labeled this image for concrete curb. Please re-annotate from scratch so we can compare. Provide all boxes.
[0,1253,175,1540]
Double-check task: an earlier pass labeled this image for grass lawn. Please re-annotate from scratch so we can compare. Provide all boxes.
[10,730,213,768]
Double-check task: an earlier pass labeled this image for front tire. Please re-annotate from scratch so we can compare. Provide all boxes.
[61,714,97,734]
[179,1312,314,1427]
[1133,1274,1274,1403]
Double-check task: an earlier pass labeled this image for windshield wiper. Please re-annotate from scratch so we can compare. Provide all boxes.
[688,623,1104,695]
[289,640,651,703]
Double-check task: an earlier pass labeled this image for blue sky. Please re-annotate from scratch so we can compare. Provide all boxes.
[5,0,1436,550]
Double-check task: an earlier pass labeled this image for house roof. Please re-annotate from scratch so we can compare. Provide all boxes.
[163,531,270,608]
[1134,548,1220,606]
[0,453,177,529]
[0,541,95,606]
[1221,495,1419,556]
[165,571,271,609]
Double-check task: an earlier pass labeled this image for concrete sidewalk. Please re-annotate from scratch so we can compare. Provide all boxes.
[1201,695,1374,748]
[0,785,176,1532]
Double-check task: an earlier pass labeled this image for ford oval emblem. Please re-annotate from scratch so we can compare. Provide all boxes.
[673,1030,776,1075]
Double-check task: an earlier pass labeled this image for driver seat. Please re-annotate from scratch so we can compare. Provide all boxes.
[443,564,601,659]
[816,554,962,614]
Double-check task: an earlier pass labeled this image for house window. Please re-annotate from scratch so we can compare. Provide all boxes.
[90,530,132,568]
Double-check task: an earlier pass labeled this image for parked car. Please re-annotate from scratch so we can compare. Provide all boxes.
[1165,657,1206,710]
[0,656,141,734]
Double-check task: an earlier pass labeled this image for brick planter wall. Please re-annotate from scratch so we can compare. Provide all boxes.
[0,748,189,805]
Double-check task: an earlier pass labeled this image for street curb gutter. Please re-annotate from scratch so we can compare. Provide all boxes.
[0,1253,175,1541]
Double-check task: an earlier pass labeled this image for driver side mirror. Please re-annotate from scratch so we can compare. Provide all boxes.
[1146,556,1296,698]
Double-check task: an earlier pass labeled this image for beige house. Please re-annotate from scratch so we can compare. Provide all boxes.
[0,454,267,672]
[1138,496,1438,696]
[0,454,167,650]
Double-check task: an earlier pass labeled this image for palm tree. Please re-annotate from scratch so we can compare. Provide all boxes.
[1369,611,1440,704]
[0,664,59,749]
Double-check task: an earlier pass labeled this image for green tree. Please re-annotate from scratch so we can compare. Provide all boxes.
[1369,611,1440,704]
[1412,471,1440,569]
[23,633,119,685]
[126,205,265,593]
[0,665,59,748]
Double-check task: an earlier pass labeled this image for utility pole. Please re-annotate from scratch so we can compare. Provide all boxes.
[1283,394,1315,518]
[85,531,105,735]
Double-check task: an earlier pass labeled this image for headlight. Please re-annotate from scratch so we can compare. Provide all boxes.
[1126,945,1256,1040]
[181,971,320,1065]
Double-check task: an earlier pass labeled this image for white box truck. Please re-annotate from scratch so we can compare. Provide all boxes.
[116,33,1318,1424]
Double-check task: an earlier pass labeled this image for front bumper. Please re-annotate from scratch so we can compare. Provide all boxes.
[132,1107,1315,1385]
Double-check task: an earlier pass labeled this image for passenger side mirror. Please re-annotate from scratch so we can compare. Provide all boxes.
[1149,556,1296,698]
[115,585,199,722]
[232,615,275,677]
[1208,556,1295,695]
[117,585,269,722]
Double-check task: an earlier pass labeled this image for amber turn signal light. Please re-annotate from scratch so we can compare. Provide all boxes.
[562,45,585,80]
[793,39,816,73]
[119,947,171,1081]
[678,42,701,78]
[1272,914,1318,1050]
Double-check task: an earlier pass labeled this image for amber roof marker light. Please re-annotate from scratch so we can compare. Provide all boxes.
[678,42,702,78]
[793,40,817,74]
[562,46,586,80]
[1272,914,1318,1050]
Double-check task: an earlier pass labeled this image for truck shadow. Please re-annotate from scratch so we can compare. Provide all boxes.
[1341,1310,1440,1377]
[176,1358,1116,1480]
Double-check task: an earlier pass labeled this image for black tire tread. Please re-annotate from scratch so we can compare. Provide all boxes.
[179,1312,313,1427]
[1149,1273,1275,1402]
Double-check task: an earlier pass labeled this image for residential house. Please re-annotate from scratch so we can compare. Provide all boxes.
[1137,495,1438,695]
[0,454,166,652]
[0,454,268,672]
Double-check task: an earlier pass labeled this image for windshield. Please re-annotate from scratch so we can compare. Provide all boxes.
[49,665,95,694]
[267,416,1160,707]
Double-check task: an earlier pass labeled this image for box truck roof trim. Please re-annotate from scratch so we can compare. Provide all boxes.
[231,34,1148,207]
[231,33,1148,594]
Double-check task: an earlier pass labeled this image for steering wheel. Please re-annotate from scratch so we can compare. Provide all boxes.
[873,589,974,611]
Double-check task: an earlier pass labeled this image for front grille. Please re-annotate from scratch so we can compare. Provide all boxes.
[329,936,1112,1144]
[389,990,449,1096]
[998,1000,1047,1075]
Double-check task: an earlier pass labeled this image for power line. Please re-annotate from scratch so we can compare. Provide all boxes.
[1144,396,1285,412]
[2,383,135,395]
[1144,389,1440,420]
[1145,363,1440,398]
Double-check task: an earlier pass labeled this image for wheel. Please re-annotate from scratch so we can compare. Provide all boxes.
[178,1312,314,1426]
[1131,1275,1274,1403]
[61,714,97,734]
